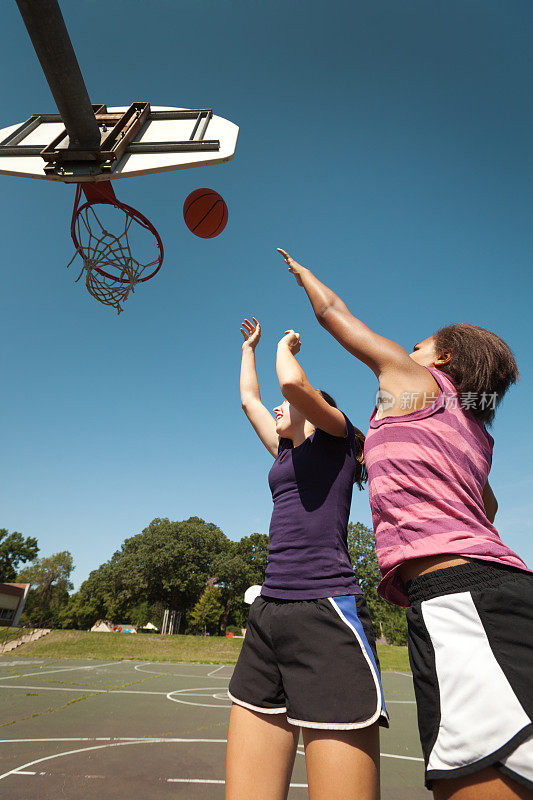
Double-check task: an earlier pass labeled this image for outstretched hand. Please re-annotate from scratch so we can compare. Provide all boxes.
[277,248,305,286]
[278,329,302,355]
[241,317,261,350]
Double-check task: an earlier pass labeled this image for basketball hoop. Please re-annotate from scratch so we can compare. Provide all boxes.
[68,182,164,313]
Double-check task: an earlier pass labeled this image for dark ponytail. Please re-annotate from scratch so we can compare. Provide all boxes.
[319,390,368,490]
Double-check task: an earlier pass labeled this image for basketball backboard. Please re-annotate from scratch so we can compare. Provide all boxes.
[5,0,240,311]
[0,104,239,183]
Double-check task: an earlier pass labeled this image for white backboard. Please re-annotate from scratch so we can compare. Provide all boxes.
[0,106,238,183]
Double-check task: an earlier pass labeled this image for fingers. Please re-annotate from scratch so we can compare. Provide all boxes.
[241,317,260,342]
[277,247,293,264]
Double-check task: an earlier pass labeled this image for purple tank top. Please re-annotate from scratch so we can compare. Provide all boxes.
[261,412,362,600]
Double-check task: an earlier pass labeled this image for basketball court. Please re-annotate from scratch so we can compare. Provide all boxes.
[0,656,426,799]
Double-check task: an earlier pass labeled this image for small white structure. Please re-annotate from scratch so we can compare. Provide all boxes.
[142,622,159,632]
[90,620,114,633]
[90,620,137,634]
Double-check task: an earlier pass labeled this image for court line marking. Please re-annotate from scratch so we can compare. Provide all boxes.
[134,663,230,679]
[0,661,122,682]
[386,700,416,704]
[0,736,424,781]
[0,739,228,781]
[0,683,415,706]
[207,665,228,677]
[167,778,308,786]
[0,684,226,697]
[167,687,231,708]
[390,671,412,678]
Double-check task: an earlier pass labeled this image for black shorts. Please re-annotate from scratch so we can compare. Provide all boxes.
[406,561,533,790]
[228,594,389,729]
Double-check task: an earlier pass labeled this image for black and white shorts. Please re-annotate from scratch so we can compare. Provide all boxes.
[406,561,533,790]
[228,594,389,729]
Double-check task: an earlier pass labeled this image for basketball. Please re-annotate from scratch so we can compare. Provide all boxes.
[183,188,228,238]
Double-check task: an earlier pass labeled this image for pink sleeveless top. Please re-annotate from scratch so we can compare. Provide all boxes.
[364,367,530,606]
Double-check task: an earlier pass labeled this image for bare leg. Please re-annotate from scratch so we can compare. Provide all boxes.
[433,767,533,800]
[302,722,380,800]
[225,703,300,800]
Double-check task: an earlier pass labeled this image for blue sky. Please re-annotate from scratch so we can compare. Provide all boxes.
[1,0,531,589]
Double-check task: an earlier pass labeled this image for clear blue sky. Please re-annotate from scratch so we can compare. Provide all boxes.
[1,0,531,589]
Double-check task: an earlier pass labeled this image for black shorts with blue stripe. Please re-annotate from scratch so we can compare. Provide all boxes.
[228,594,389,729]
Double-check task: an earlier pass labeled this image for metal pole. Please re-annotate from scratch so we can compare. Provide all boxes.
[15,0,100,149]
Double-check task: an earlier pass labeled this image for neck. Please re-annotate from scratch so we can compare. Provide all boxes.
[290,422,315,447]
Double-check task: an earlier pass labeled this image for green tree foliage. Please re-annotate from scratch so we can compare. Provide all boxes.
[57,590,100,631]
[66,518,234,631]
[347,522,408,646]
[17,551,74,628]
[127,601,165,630]
[213,532,269,631]
[0,528,39,583]
[189,582,224,634]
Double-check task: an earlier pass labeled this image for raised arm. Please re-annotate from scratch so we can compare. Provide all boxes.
[276,330,347,437]
[277,249,438,406]
[240,318,279,457]
[277,249,411,377]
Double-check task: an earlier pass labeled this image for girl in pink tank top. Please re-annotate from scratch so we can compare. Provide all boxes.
[278,248,533,800]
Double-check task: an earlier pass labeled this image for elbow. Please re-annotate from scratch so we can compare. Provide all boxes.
[279,377,305,401]
[315,303,332,326]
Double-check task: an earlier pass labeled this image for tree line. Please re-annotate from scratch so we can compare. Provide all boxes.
[1,520,407,644]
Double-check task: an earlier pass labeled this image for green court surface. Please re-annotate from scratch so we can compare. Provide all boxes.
[0,657,426,799]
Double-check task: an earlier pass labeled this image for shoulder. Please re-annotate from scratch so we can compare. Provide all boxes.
[315,411,357,448]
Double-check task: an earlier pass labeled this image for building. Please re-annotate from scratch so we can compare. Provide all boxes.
[0,583,30,627]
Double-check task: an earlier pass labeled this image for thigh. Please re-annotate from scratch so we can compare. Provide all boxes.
[432,766,533,800]
[302,723,380,800]
[225,702,299,800]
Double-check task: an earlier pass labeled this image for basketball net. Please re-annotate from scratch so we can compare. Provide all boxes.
[67,182,164,314]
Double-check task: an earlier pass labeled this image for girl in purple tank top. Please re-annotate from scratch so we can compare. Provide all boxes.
[278,248,532,800]
[225,317,388,800]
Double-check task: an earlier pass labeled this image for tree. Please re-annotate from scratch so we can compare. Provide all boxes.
[117,517,231,624]
[67,518,233,632]
[17,551,74,628]
[347,522,408,646]
[56,590,100,631]
[213,532,269,632]
[128,601,165,630]
[189,582,224,634]
[0,528,39,582]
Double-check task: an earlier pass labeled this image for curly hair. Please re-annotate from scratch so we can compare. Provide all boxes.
[433,323,519,426]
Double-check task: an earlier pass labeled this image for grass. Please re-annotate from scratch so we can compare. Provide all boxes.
[7,629,410,670]
[376,644,410,671]
[0,626,32,648]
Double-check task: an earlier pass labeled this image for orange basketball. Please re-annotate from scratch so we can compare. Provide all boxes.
[183,188,228,238]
